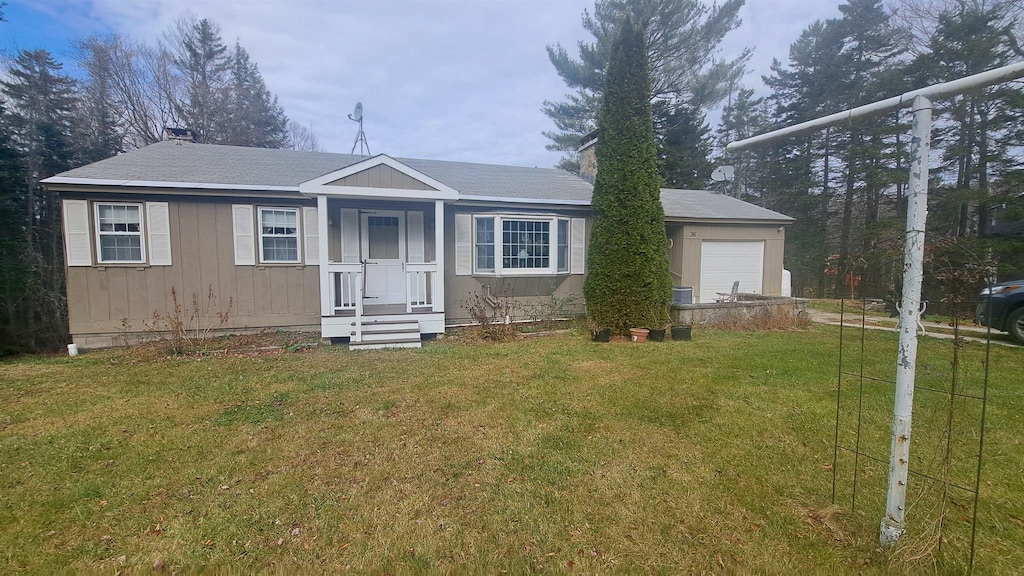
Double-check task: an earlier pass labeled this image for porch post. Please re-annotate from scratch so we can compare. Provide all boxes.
[434,200,445,313]
[317,194,331,317]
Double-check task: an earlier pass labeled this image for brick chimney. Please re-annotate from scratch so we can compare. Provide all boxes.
[164,127,195,142]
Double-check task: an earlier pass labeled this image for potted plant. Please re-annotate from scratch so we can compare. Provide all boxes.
[671,324,692,341]
[629,327,650,343]
[648,326,666,342]
[591,327,611,342]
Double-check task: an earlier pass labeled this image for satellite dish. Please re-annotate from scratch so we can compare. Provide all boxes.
[348,102,363,122]
[711,165,735,182]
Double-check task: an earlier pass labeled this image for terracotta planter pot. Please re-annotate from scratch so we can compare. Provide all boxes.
[648,328,666,342]
[591,328,611,342]
[671,325,692,341]
[629,328,649,343]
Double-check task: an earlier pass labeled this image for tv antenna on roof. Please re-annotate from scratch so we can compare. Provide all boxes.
[348,102,371,156]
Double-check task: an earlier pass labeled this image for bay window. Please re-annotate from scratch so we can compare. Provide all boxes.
[473,215,570,275]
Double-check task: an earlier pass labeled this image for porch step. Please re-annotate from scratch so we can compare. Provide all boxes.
[350,319,422,350]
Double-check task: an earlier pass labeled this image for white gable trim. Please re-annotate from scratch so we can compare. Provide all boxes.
[298,154,459,201]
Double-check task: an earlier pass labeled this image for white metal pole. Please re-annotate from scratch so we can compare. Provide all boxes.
[879,95,932,545]
[719,61,1024,548]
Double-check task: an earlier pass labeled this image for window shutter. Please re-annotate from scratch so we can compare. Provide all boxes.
[63,199,92,267]
[407,211,425,263]
[232,204,256,266]
[455,213,472,275]
[303,206,319,265]
[570,218,586,275]
[340,208,360,263]
[146,202,172,266]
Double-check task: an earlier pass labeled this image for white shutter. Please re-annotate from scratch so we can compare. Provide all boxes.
[303,206,319,265]
[232,204,256,266]
[63,199,92,267]
[569,217,586,275]
[146,202,172,266]
[455,213,472,275]
[407,211,425,263]
[340,208,360,263]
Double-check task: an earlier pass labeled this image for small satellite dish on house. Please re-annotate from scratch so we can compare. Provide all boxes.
[348,102,363,123]
[711,165,735,182]
[348,102,370,155]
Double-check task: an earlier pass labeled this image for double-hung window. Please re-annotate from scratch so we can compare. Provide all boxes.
[473,215,570,275]
[259,207,300,263]
[95,202,145,263]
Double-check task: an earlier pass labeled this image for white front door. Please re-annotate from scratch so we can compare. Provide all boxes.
[361,210,406,305]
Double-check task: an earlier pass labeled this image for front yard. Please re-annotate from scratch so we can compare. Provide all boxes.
[1,326,1021,573]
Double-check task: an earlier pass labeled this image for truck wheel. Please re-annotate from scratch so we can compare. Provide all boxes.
[1008,308,1024,345]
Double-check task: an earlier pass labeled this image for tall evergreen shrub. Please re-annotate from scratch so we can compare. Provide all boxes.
[583,17,673,332]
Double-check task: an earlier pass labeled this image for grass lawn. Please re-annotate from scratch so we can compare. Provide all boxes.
[1,326,1021,573]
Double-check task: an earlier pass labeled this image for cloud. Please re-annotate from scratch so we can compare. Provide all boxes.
[9,0,845,168]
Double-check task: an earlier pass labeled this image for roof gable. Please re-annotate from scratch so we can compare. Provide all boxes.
[299,155,458,200]
[325,162,438,191]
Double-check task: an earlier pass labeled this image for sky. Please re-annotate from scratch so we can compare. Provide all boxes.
[2,0,843,168]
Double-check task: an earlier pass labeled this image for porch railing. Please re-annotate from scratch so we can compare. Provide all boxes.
[328,262,363,340]
[405,262,436,313]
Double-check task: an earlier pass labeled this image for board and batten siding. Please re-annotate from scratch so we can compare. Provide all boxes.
[442,205,590,324]
[65,198,320,348]
[326,164,437,191]
[668,223,786,298]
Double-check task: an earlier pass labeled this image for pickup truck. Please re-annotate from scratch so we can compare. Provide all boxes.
[977,280,1024,344]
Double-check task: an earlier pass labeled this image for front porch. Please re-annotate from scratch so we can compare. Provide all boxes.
[301,155,457,348]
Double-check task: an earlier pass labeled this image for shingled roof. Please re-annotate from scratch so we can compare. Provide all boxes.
[45,141,792,223]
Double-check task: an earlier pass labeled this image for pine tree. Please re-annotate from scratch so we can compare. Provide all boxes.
[583,17,672,332]
[1,50,80,349]
[656,102,712,189]
[223,44,288,148]
[543,0,747,173]
[169,17,232,144]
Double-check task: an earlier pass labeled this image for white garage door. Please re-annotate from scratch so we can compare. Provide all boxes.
[699,241,764,303]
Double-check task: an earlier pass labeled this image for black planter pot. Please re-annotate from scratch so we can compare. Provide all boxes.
[671,325,692,341]
[648,328,666,342]
[591,328,611,342]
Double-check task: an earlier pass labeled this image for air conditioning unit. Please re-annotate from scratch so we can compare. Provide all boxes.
[672,286,693,305]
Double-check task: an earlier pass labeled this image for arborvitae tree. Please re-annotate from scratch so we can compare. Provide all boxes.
[543,0,747,173]
[223,44,288,148]
[583,17,672,332]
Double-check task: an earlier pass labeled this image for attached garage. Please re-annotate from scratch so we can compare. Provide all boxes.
[661,189,793,303]
[699,240,765,303]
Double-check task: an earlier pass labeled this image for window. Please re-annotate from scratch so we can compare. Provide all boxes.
[475,217,495,272]
[259,207,300,263]
[95,203,145,263]
[472,215,569,275]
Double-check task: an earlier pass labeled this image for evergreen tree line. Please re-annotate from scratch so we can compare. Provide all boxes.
[547,0,1024,299]
[720,0,1024,298]
[0,15,311,353]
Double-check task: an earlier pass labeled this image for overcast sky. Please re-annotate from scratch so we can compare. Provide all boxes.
[4,0,843,168]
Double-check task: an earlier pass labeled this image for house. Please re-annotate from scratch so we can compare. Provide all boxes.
[43,140,792,349]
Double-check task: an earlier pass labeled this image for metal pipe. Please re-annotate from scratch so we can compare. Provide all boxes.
[726,61,1024,153]
[879,95,932,546]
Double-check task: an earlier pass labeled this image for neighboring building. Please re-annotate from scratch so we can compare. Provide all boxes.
[43,140,792,349]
